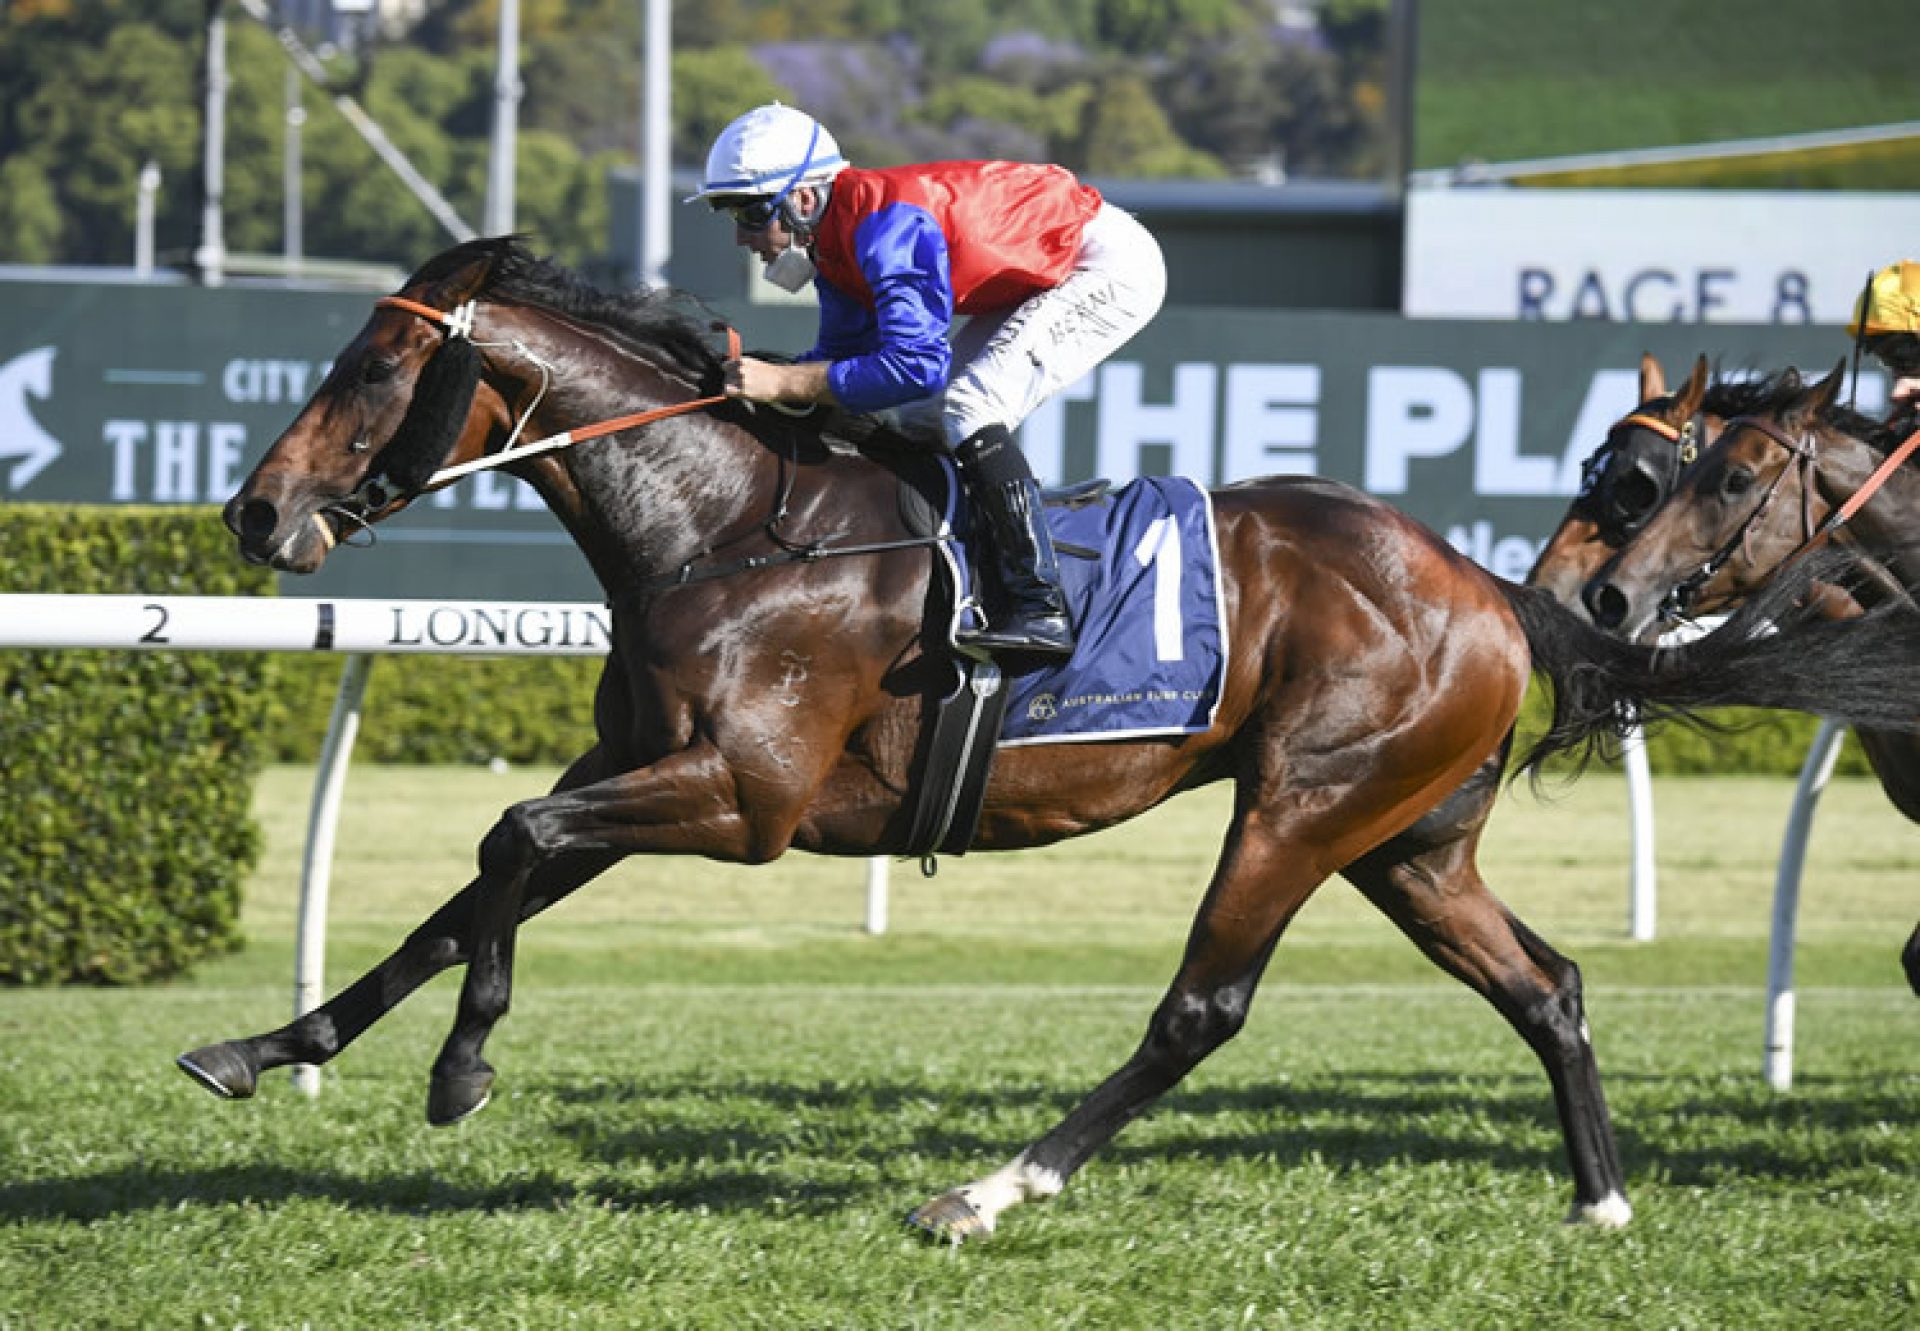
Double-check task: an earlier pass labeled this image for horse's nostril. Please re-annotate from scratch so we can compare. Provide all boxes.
[1586,583,1628,631]
[238,498,280,546]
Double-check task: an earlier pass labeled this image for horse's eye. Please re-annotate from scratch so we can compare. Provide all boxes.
[1723,468,1755,499]
[362,357,399,385]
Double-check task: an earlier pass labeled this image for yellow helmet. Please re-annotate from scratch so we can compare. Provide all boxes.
[1848,260,1920,337]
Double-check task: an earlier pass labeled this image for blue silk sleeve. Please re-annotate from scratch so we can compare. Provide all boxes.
[822,204,954,413]
[804,279,875,364]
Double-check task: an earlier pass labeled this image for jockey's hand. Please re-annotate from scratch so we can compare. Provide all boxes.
[724,356,832,407]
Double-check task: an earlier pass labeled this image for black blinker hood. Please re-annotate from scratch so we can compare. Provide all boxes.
[373,335,483,493]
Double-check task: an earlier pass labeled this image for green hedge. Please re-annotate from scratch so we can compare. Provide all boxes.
[0,505,274,984]
[263,654,602,766]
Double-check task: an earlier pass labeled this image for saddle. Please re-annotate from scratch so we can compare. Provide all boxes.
[825,413,1224,866]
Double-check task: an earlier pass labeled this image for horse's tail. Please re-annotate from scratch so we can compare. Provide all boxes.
[1499,549,1920,781]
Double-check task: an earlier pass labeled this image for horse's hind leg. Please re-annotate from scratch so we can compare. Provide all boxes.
[1341,787,1631,1227]
[908,805,1323,1242]
[177,747,625,1102]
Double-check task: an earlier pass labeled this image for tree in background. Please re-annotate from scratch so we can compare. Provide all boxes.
[0,0,1389,270]
[1078,71,1227,179]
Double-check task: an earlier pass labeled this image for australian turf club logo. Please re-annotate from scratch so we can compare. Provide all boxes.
[1024,692,1058,722]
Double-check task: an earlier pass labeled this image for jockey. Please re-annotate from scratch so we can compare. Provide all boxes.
[686,103,1168,658]
[1850,259,1920,437]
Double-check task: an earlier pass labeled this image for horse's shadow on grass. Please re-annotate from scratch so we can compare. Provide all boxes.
[548,1067,1915,1187]
[5,1069,1907,1223]
[0,1154,861,1226]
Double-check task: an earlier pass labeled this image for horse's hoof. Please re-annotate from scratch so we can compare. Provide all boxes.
[906,1190,992,1245]
[427,1067,494,1126]
[176,1042,258,1100]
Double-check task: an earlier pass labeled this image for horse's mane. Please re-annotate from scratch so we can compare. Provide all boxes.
[1698,368,1804,420]
[406,237,730,384]
[1700,367,1901,457]
[405,237,936,457]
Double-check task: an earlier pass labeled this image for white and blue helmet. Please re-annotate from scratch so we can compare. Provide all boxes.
[684,103,848,205]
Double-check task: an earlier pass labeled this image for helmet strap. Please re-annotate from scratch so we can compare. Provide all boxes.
[779,180,831,241]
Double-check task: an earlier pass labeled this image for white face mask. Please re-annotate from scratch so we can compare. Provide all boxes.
[763,241,816,294]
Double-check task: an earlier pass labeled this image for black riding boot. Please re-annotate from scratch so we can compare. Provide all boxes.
[954,426,1075,657]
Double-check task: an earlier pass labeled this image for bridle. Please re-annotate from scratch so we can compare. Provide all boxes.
[308,292,741,548]
[1577,408,1704,539]
[331,291,948,590]
[370,294,738,489]
[1659,413,1819,622]
[1660,412,1920,622]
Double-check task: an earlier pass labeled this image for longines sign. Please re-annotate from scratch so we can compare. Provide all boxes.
[0,594,611,654]
[0,278,1869,597]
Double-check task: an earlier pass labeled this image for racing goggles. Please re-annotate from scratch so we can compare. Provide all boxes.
[721,196,783,232]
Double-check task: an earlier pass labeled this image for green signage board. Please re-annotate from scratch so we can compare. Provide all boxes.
[0,278,1871,598]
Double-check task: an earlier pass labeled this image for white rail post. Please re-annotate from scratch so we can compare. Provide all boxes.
[864,856,889,935]
[1764,720,1847,1092]
[1620,617,1724,942]
[1622,721,1657,941]
[291,652,374,1097]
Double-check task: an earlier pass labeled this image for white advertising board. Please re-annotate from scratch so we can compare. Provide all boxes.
[1404,188,1920,324]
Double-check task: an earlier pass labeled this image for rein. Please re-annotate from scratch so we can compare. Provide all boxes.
[373,295,741,488]
[1820,421,1920,531]
[365,293,949,592]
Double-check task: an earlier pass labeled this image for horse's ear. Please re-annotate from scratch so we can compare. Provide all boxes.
[1638,352,1667,400]
[1677,355,1710,413]
[1798,358,1849,422]
[418,238,515,309]
[441,252,500,306]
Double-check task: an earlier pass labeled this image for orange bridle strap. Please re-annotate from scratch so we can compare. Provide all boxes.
[1619,412,1682,442]
[375,294,465,329]
[370,293,743,487]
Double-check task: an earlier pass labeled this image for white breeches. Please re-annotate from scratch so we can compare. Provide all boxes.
[893,203,1168,448]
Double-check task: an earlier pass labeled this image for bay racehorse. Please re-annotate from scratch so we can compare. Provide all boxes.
[1526,353,1718,611]
[1527,355,1865,624]
[178,240,1920,1240]
[1577,362,1920,992]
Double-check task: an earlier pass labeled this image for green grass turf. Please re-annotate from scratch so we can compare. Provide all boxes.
[1,765,1914,1328]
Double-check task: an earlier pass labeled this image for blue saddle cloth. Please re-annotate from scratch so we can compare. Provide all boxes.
[952,475,1226,747]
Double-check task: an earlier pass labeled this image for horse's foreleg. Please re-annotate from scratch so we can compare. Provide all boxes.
[1344,836,1630,1228]
[909,814,1319,1243]
[178,746,626,1102]
[425,741,766,1125]
[177,849,622,1102]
